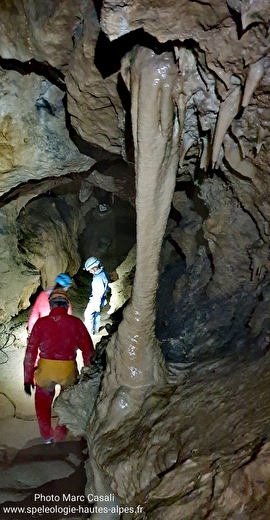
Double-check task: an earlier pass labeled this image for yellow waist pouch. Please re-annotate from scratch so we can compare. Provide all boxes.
[35,358,78,390]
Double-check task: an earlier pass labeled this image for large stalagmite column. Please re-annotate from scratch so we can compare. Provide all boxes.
[104,46,179,389]
[84,47,180,519]
[55,46,180,437]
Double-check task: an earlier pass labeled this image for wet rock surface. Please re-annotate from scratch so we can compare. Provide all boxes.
[85,349,270,520]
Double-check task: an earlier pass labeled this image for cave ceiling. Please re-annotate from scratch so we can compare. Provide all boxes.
[0,0,270,326]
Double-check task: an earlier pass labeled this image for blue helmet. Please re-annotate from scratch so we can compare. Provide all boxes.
[54,273,72,288]
[84,257,100,270]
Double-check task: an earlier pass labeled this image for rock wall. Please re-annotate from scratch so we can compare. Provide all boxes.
[0,0,123,321]
[79,2,270,519]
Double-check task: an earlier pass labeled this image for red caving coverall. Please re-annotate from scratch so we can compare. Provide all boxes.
[27,288,72,334]
[24,306,94,442]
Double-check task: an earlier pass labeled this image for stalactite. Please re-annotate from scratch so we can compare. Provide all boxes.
[223,134,257,179]
[212,83,242,167]
[242,57,266,108]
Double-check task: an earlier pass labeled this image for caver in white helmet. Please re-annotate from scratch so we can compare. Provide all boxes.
[84,257,100,270]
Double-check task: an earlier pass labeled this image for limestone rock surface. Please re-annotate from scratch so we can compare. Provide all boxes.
[66,6,125,155]
[85,351,270,519]
[0,0,86,67]
[0,69,92,196]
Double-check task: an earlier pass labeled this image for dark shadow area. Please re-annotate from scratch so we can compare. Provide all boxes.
[157,256,268,364]
[63,93,121,163]
[227,4,243,39]
[78,191,136,272]
[92,0,102,20]
[29,286,43,305]
[94,29,174,79]
[117,74,134,163]
[168,203,181,226]
[0,57,65,91]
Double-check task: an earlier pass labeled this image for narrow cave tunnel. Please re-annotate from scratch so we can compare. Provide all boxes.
[1,1,270,519]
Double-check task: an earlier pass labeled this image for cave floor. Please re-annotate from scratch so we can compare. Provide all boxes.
[0,292,111,519]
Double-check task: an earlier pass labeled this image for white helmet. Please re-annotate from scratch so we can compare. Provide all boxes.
[84,257,100,270]
[98,204,107,212]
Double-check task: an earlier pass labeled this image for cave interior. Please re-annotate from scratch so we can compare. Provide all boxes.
[1,1,270,519]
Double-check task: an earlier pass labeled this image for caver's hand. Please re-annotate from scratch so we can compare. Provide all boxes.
[24,382,34,396]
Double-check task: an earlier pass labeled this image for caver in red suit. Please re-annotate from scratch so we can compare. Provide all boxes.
[24,289,94,444]
[27,273,73,334]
